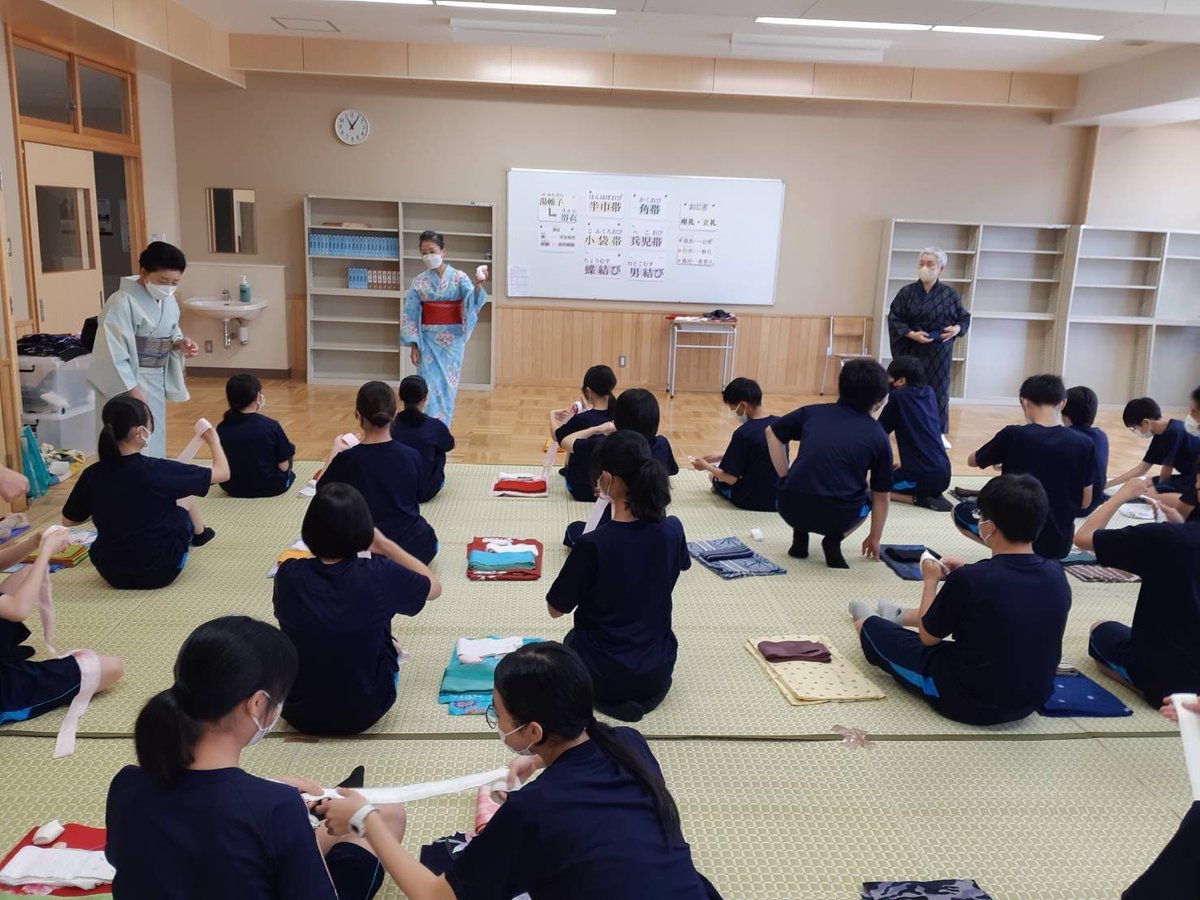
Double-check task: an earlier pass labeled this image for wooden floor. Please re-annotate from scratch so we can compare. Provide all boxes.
[24,376,1167,527]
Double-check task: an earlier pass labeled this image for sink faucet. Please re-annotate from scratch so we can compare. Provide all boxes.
[221,288,232,305]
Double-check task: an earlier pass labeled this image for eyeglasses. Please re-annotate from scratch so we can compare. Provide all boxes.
[484,704,498,729]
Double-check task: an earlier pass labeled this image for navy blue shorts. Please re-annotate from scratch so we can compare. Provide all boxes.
[1088,621,1134,685]
[1123,801,1200,898]
[892,467,951,499]
[1152,473,1189,496]
[0,655,82,725]
[952,500,981,537]
[327,842,385,899]
[777,492,868,538]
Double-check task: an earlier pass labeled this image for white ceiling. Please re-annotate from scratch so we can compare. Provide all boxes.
[174,0,1200,73]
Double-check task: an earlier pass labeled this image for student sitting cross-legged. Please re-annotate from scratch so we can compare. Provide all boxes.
[1074,472,1200,709]
[390,375,455,503]
[766,359,892,569]
[1062,385,1109,517]
[317,641,722,900]
[958,374,1094,561]
[274,483,440,736]
[689,377,780,512]
[547,431,689,723]
[215,374,295,498]
[106,616,406,899]
[550,364,617,448]
[878,357,952,511]
[62,396,227,589]
[851,473,1071,726]
[1108,396,1200,497]
[320,381,438,564]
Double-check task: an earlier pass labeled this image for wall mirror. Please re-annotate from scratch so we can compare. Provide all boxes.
[206,188,257,254]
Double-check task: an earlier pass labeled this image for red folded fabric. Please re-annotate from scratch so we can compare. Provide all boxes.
[493,479,547,494]
[466,537,544,581]
[422,301,463,325]
[756,640,831,663]
[0,823,110,896]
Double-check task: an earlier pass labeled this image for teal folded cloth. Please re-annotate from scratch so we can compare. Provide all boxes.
[467,549,536,571]
[438,636,544,700]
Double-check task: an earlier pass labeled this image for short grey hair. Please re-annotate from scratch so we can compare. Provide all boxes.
[918,247,947,269]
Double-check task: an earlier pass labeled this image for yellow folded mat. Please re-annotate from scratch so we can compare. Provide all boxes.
[745,634,885,705]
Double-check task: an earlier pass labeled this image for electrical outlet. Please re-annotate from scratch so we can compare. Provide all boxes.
[204,340,213,353]
[618,355,627,368]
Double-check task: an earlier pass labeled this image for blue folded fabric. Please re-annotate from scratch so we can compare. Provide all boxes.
[687,539,785,579]
[880,544,935,581]
[467,549,536,571]
[438,637,543,711]
[862,880,992,899]
[1061,551,1098,565]
[1038,672,1132,718]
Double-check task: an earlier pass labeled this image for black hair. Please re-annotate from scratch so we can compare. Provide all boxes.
[590,430,670,523]
[302,482,374,559]
[887,356,926,388]
[1191,385,1200,408]
[418,230,445,250]
[495,642,683,844]
[139,241,187,274]
[1063,386,1098,429]
[98,395,153,464]
[396,375,429,426]
[356,380,397,429]
[976,473,1048,544]
[582,365,617,398]
[1122,396,1162,427]
[721,377,762,407]
[612,388,660,442]
[837,358,888,413]
[223,373,261,423]
[1019,374,1066,407]
[134,616,297,787]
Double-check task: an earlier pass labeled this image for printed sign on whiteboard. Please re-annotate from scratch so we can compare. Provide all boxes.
[627,255,666,282]
[679,201,718,232]
[538,223,577,252]
[587,190,624,218]
[583,254,622,278]
[677,234,715,267]
[538,193,577,223]
[584,222,624,250]
[633,193,668,220]
[630,225,666,251]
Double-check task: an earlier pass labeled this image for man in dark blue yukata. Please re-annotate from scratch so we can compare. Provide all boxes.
[887,248,971,448]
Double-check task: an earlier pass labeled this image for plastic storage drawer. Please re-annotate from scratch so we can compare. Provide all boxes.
[22,403,97,456]
[18,354,94,414]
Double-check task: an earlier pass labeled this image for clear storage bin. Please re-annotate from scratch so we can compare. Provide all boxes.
[22,402,97,456]
[18,354,94,414]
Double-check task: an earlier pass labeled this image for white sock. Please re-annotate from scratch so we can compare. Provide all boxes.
[878,600,905,624]
[848,600,874,622]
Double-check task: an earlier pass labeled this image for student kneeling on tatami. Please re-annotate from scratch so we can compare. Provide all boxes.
[850,474,1071,726]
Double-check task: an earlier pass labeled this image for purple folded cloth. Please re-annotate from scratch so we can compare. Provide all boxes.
[757,640,832,664]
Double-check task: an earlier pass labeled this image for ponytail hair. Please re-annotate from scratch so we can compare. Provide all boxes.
[396,375,428,426]
[134,616,297,787]
[223,373,261,423]
[592,430,670,523]
[495,642,683,845]
[356,380,397,429]
[98,395,152,464]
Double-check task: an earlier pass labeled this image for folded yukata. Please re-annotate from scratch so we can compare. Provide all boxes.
[687,538,786,579]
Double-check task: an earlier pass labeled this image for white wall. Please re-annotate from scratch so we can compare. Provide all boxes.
[1085,123,1200,230]
[137,70,181,245]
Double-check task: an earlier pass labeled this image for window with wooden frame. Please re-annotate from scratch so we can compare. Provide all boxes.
[11,38,135,142]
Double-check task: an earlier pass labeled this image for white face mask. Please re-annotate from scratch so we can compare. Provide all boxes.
[246,691,280,748]
[499,723,536,757]
[733,404,748,424]
[137,425,153,445]
[1186,415,1200,438]
[1131,428,1153,441]
[422,253,444,270]
[145,282,177,302]
[257,394,266,412]
[917,266,939,284]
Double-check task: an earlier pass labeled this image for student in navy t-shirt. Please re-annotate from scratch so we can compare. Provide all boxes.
[317,642,719,900]
[274,483,440,735]
[878,357,952,511]
[961,374,1094,560]
[215,374,295,498]
[1062,385,1109,516]
[851,474,1071,726]
[767,359,892,569]
[690,377,779,512]
[1109,396,1200,497]
[106,616,405,900]
[390,375,455,502]
[551,364,617,446]
[549,431,689,722]
[0,528,123,726]
[561,388,678,503]
[320,381,437,563]
[1075,473,1200,708]
[62,396,226,589]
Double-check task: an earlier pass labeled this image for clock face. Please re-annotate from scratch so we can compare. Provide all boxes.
[334,109,369,145]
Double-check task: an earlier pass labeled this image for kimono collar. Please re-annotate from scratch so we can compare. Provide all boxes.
[121,274,155,302]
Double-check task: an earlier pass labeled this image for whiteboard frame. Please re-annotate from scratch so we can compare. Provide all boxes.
[506,167,786,307]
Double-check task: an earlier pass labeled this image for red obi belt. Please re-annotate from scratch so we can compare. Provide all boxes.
[422,301,463,325]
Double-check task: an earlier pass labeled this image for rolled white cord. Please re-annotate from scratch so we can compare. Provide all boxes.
[176,418,213,464]
[302,767,520,807]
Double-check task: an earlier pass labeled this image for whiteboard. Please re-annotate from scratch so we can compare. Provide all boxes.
[506,168,785,306]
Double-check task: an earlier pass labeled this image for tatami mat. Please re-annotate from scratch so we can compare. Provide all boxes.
[5,463,1169,741]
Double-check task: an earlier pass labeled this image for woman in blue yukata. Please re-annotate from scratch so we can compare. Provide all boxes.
[401,230,489,427]
[88,242,199,458]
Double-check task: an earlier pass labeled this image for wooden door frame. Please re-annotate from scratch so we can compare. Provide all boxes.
[6,28,145,333]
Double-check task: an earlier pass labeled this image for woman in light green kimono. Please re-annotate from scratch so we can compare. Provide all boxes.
[87,242,199,458]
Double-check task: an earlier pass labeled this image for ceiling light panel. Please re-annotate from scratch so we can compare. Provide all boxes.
[756,17,931,31]
[438,1,617,13]
[932,25,1103,41]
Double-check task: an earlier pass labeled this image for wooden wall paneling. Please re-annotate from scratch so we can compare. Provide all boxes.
[407,42,511,83]
[286,293,307,377]
[42,0,116,30]
[209,25,231,75]
[911,68,1012,106]
[8,3,133,69]
[166,0,211,69]
[511,47,613,89]
[112,0,167,51]
[229,33,303,72]
[302,38,408,78]
[813,64,913,101]
[713,59,814,98]
[1010,72,1078,109]
[612,54,715,94]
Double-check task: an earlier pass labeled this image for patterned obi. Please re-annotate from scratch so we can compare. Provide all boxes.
[135,336,174,368]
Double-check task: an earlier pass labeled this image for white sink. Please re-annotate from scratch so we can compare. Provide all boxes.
[183,297,269,321]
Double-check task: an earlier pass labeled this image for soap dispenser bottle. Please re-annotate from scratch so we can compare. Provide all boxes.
[238,275,251,303]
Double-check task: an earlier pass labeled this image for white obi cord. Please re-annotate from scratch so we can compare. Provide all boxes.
[302,767,521,807]
[582,494,612,535]
[54,648,101,759]
[176,418,214,464]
